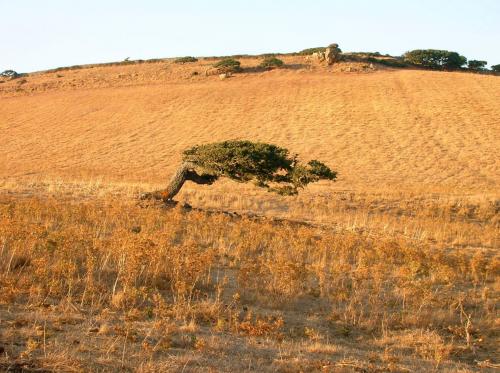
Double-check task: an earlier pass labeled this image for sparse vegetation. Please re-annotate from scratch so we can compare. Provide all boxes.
[403,49,467,70]
[349,51,383,57]
[298,47,326,55]
[366,56,408,68]
[41,58,166,74]
[0,191,497,371]
[174,56,198,64]
[259,57,284,69]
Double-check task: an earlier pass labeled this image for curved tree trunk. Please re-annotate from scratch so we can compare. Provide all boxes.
[141,162,217,202]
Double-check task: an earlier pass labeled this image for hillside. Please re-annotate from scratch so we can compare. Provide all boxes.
[1,56,499,194]
[1,56,499,372]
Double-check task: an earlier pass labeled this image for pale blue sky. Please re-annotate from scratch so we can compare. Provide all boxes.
[2,0,499,72]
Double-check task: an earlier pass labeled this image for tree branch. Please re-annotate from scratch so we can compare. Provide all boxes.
[140,162,218,202]
[185,170,218,185]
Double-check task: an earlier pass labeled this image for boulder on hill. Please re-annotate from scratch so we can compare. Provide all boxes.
[325,44,342,65]
[306,43,342,66]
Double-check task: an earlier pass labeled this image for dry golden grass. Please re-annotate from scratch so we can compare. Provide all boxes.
[0,56,499,371]
[0,196,498,372]
[1,56,499,192]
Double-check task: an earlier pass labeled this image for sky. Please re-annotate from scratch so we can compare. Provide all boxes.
[2,0,499,72]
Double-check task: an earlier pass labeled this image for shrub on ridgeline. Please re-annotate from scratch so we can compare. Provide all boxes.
[213,58,241,73]
[349,51,382,57]
[141,140,336,202]
[490,64,500,72]
[403,49,467,70]
[259,57,284,69]
[0,70,20,79]
[366,57,408,68]
[467,60,487,70]
[174,56,198,64]
[298,47,326,55]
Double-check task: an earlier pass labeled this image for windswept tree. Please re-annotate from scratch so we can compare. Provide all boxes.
[141,141,336,202]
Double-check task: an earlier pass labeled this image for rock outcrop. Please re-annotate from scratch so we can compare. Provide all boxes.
[305,44,342,66]
[325,44,342,65]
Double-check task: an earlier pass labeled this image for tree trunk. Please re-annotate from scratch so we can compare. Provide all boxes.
[141,162,217,202]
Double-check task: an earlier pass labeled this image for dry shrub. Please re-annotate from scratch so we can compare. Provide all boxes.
[235,311,284,338]
[237,224,312,300]
[0,198,217,319]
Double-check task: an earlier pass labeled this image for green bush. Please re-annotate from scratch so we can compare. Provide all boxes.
[349,52,382,57]
[491,64,500,72]
[0,70,20,79]
[298,47,325,55]
[468,60,487,70]
[213,58,241,72]
[258,53,278,58]
[259,57,284,69]
[183,140,336,195]
[366,57,408,68]
[403,49,467,70]
[174,56,198,64]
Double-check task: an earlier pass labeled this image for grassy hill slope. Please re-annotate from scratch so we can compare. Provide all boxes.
[1,57,498,194]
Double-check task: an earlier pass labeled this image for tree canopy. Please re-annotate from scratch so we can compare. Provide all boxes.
[467,60,487,70]
[183,141,336,195]
[403,49,467,70]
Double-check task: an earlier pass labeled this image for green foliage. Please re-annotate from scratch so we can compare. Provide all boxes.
[306,160,337,180]
[467,60,487,70]
[213,58,241,72]
[183,141,336,195]
[342,52,407,68]
[349,52,382,57]
[491,64,500,72]
[1,70,20,78]
[44,58,168,74]
[366,57,408,68]
[259,57,284,69]
[299,47,326,55]
[443,52,467,69]
[174,56,198,64]
[259,53,278,58]
[403,49,467,70]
